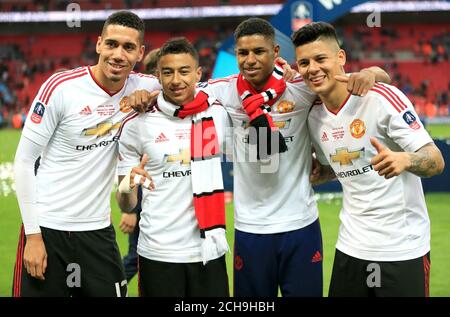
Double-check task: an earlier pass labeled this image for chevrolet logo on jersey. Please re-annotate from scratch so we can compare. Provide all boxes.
[165,148,190,165]
[274,119,291,130]
[82,121,121,137]
[330,147,364,166]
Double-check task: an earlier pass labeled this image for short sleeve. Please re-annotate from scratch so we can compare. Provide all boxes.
[22,75,64,147]
[288,77,318,109]
[374,84,433,153]
[144,76,162,91]
[209,102,233,160]
[202,76,236,112]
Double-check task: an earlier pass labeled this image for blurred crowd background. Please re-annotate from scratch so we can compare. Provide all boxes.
[0,0,448,128]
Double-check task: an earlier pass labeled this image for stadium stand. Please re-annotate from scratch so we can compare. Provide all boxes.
[341,22,449,119]
[0,1,448,128]
[0,28,228,125]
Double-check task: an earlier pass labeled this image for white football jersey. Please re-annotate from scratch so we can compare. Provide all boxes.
[117,94,230,263]
[308,83,433,261]
[22,67,160,231]
[205,76,319,234]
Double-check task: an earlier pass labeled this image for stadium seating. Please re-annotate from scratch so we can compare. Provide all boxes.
[0,3,448,128]
[0,29,220,116]
[343,24,448,53]
[346,61,449,98]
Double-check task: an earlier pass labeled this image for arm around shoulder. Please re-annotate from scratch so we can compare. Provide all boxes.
[362,66,391,84]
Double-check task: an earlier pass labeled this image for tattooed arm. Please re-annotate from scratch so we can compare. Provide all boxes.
[371,138,445,179]
[405,143,445,177]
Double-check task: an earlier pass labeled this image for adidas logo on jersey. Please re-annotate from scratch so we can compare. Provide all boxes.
[155,133,169,143]
[321,132,329,142]
[79,106,92,115]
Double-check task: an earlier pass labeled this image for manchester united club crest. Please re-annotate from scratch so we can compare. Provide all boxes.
[276,100,295,113]
[349,119,366,139]
[119,96,132,113]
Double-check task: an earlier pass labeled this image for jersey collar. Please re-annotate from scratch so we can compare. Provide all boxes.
[325,93,352,116]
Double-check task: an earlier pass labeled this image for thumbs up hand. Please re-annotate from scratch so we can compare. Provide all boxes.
[335,68,375,97]
[127,89,160,113]
[370,137,410,179]
[334,75,349,83]
[370,137,386,154]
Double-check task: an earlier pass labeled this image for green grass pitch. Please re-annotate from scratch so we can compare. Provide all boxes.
[426,124,450,140]
[1,128,449,296]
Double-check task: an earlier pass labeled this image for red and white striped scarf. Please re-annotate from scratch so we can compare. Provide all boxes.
[237,63,288,159]
[157,91,228,264]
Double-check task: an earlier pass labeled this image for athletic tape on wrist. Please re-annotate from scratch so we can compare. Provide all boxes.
[143,178,151,189]
[133,174,152,189]
[133,174,142,186]
[118,170,133,193]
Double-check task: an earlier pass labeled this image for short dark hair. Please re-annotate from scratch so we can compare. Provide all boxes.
[291,22,339,48]
[234,17,275,42]
[102,11,145,43]
[157,37,199,65]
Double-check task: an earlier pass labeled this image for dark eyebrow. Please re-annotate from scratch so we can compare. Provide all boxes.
[161,65,191,71]
[104,39,137,48]
[297,54,328,62]
[237,47,266,51]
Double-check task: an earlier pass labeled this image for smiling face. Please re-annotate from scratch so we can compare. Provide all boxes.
[95,24,144,90]
[158,53,201,105]
[295,38,346,97]
[235,34,279,92]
